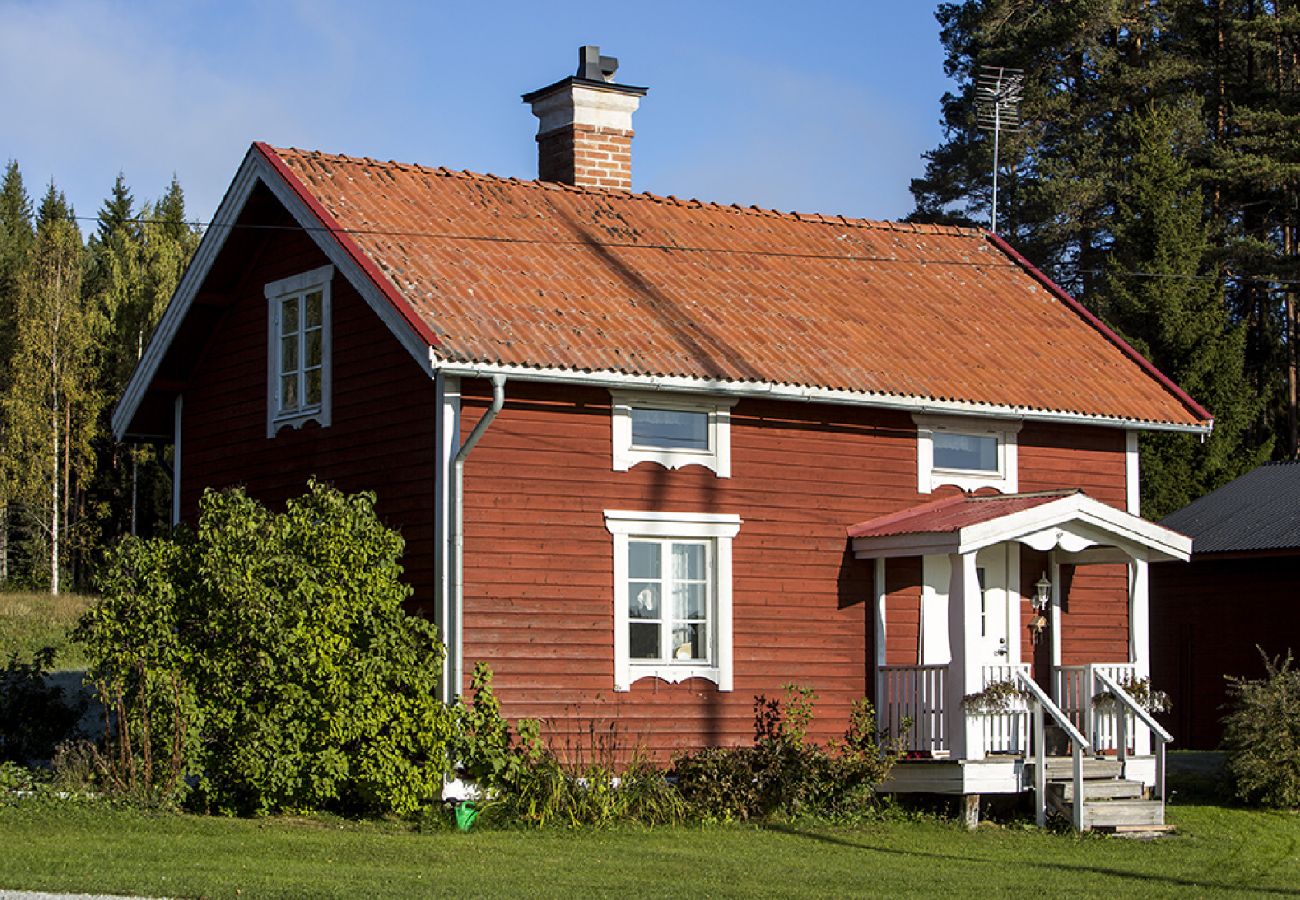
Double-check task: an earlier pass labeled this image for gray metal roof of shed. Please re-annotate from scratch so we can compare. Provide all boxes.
[1160,461,1300,554]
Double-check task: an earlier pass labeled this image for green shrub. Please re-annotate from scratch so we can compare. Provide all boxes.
[673,687,899,823]
[0,647,84,765]
[76,481,454,816]
[454,665,684,828]
[1223,650,1300,808]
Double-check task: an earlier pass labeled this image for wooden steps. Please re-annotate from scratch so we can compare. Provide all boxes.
[1036,756,1168,833]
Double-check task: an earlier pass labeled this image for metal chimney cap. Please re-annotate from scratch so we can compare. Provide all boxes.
[578,45,619,82]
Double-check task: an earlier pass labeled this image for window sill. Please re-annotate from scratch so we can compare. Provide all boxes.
[617,663,724,692]
[269,409,328,436]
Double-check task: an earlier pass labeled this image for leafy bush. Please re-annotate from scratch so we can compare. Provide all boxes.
[0,647,84,765]
[1222,651,1300,808]
[453,665,684,828]
[76,481,454,815]
[673,687,899,823]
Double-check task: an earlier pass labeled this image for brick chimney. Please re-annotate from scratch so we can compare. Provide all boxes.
[522,46,647,190]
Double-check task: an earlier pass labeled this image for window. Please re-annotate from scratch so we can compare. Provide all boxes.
[605,510,742,691]
[265,264,333,436]
[611,391,737,477]
[915,414,1020,494]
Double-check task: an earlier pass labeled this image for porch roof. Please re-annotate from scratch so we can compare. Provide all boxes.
[848,490,1192,563]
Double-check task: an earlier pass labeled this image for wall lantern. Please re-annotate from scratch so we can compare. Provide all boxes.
[1033,572,1052,612]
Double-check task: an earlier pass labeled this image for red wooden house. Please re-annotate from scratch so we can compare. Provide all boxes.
[113,49,1204,828]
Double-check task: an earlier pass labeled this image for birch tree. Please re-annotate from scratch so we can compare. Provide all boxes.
[4,185,94,593]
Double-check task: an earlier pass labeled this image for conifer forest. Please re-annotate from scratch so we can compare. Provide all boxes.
[3,1,1299,592]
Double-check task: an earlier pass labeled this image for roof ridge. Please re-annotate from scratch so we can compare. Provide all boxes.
[269,145,986,239]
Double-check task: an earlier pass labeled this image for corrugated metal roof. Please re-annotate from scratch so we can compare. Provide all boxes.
[266,146,1209,428]
[847,490,1077,538]
[1160,461,1300,554]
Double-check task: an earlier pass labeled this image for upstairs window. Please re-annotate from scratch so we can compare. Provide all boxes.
[265,264,334,437]
[934,431,999,473]
[915,414,1019,494]
[611,391,737,477]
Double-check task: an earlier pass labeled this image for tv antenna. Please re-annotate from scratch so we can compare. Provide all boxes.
[976,65,1025,234]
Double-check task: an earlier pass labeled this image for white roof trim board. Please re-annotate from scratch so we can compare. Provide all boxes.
[850,493,1192,563]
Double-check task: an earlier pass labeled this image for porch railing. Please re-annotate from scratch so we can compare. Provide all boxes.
[1094,668,1172,812]
[879,664,947,754]
[1014,669,1090,831]
[980,663,1031,754]
[1054,663,1137,752]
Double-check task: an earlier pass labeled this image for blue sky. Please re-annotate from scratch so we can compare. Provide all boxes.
[2,0,956,229]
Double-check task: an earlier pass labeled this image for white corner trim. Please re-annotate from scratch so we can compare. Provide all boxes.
[610,390,737,478]
[1125,430,1141,516]
[604,509,741,693]
[914,413,1020,495]
[265,264,334,438]
[171,394,182,526]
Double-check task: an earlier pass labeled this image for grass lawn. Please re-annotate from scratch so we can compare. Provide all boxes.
[0,802,1297,898]
[0,590,94,670]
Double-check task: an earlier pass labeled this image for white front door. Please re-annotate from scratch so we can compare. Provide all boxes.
[972,545,1013,668]
[920,545,1018,669]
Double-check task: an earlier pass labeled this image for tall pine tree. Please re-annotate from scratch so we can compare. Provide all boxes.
[0,161,34,583]
[1101,102,1267,515]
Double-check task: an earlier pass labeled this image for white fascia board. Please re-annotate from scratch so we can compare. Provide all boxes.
[956,494,1191,561]
[112,152,260,440]
[432,360,1212,435]
[113,148,435,442]
[851,531,961,559]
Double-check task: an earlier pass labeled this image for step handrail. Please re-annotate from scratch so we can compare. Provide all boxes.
[1013,670,1090,831]
[1093,669,1172,808]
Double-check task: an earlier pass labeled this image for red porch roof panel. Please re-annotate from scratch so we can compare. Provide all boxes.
[847,490,1079,539]
[265,146,1209,429]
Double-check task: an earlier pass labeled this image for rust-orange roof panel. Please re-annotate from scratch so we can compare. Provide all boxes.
[267,146,1209,428]
[847,491,1077,539]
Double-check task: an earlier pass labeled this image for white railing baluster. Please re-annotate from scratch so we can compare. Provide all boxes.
[1014,670,1091,832]
[878,664,951,755]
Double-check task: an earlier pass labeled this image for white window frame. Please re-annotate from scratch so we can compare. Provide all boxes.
[265,264,334,437]
[610,390,737,477]
[915,414,1020,494]
[605,510,741,692]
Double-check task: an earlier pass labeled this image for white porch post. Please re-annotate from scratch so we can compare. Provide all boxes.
[1049,550,1062,671]
[874,559,887,712]
[947,550,983,760]
[1129,556,1152,754]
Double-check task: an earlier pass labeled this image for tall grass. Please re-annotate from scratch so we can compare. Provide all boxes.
[0,591,95,670]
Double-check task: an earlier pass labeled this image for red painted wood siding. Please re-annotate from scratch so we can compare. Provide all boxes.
[180,223,439,615]
[459,383,913,756]
[1151,555,1300,749]
[1022,424,1130,666]
[459,381,1137,757]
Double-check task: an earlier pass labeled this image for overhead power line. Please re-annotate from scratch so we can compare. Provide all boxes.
[67,214,1300,287]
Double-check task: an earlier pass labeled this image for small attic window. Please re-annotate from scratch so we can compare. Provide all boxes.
[265,264,334,437]
[915,414,1020,494]
[611,391,738,477]
[631,407,709,450]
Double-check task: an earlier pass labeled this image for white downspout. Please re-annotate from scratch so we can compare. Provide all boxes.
[449,374,506,701]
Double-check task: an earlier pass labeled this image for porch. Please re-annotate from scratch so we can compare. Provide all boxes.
[848,490,1191,830]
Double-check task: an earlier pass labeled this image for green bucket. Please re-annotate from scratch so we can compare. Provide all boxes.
[454,801,479,832]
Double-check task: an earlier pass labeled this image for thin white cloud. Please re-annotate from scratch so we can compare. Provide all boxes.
[0,0,332,221]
